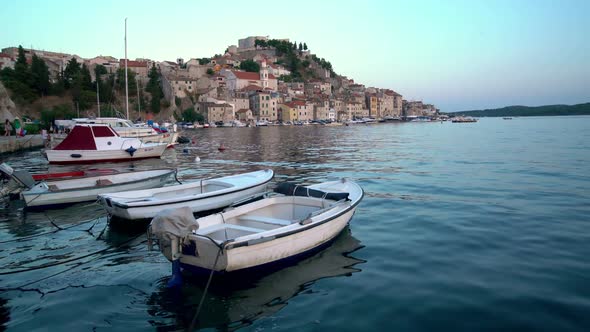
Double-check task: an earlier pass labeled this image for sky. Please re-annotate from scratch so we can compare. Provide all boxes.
[1,0,588,111]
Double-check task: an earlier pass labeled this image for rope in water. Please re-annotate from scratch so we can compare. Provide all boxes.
[188,247,223,331]
[0,232,144,275]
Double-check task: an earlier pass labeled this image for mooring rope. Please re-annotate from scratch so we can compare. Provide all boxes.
[0,232,144,276]
[0,216,104,244]
[188,247,223,331]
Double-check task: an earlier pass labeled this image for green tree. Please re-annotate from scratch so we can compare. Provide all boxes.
[180,107,203,123]
[239,59,260,72]
[206,68,214,75]
[50,71,66,96]
[94,64,108,76]
[63,57,81,89]
[303,42,308,51]
[80,64,93,90]
[198,58,210,65]
[298,42,303,52]
[41,104,76,129]
[116,68,137,95]
[30,54,50,96]
[255,39,268,48]
[146,65,163,113]
[14,46,28,82]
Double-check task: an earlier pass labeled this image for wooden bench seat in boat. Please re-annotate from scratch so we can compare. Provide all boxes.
[238,215,293,226]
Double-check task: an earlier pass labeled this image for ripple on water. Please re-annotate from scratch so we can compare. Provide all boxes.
[1,118,590,331]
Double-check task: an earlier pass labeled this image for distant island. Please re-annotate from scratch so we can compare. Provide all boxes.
[449,103,590,117]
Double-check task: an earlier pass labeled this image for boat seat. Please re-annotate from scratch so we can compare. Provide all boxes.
[96,179,113,186]
[197,223,265,236]
[238,215,293,226]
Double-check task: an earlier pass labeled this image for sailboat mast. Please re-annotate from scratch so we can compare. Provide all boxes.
[125,17,129,120]
[137,77,141,115]
[96,76,100,117]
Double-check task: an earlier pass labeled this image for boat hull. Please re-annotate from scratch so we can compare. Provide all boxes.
[176,208,356,272]
[156,179,364,273]
[100,170,274,220]
[22,170,174,208]
[45,144,167,164]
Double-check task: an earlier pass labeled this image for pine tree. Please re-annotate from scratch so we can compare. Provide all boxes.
[303,43,308,51]
[146,65,162,113]
[298,42,303,52]
[14,45,29,84]
[63,58,81,89]
[80,64,93,90]
[30,54,50,96]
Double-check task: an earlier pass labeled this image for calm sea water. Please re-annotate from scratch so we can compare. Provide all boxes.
[1,116,589,331]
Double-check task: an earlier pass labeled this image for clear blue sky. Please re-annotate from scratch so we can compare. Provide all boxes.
[1,0,588,111]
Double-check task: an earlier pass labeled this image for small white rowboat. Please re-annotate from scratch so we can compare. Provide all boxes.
[149,178,364,285]
[99,169,274,220]
[19,169,176,208]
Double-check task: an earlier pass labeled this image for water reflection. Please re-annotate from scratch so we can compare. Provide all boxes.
[147,228,365,330]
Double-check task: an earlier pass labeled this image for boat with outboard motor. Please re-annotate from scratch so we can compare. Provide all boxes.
[148,178,363,284]
[0,163,175,208]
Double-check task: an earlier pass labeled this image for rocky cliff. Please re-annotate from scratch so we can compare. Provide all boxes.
[0,82,18,121]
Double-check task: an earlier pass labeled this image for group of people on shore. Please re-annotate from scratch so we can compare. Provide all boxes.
[3,118,24,138]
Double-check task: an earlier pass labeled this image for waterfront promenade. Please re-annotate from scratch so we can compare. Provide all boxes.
[0,134,44,154]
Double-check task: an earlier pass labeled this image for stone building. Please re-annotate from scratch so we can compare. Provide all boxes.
[196,102,234,123]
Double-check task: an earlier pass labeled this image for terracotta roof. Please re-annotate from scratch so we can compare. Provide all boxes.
[236,109,251,114]
[241,84,263,91]
[291,100,307,106]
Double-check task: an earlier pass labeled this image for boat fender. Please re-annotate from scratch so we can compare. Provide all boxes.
[274,182,349,201]
[70,154,82,158]
[125,146,137,156]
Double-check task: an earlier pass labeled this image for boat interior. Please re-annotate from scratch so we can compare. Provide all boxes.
[196,196,347,242]
[150,181,234,200]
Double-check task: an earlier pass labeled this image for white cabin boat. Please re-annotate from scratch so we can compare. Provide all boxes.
[149,179,363,277]
[19,169,175,208]
[99,169,274,220]
[51,118,177,148]
[45,124,168,164]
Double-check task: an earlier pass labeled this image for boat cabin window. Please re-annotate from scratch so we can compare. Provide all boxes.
[92,126,116,137]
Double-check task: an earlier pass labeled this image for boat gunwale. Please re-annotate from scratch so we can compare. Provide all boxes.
[21,169,175,196]
[189,183,364,250]
[109,170,274,209]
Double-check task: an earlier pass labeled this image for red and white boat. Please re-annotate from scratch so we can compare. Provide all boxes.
[45,124,168,164]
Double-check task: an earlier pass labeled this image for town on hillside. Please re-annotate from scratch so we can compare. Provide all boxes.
[0,36,439,126]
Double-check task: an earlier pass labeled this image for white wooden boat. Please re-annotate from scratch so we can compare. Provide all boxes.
[149,179,363,282]
[45,124,168,164]
[99,169,274,220]
[18,169,175,208]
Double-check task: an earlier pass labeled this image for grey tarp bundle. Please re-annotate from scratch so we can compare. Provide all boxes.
[150,206,199,243]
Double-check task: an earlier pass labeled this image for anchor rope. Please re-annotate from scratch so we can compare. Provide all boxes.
[188,247,223,331]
